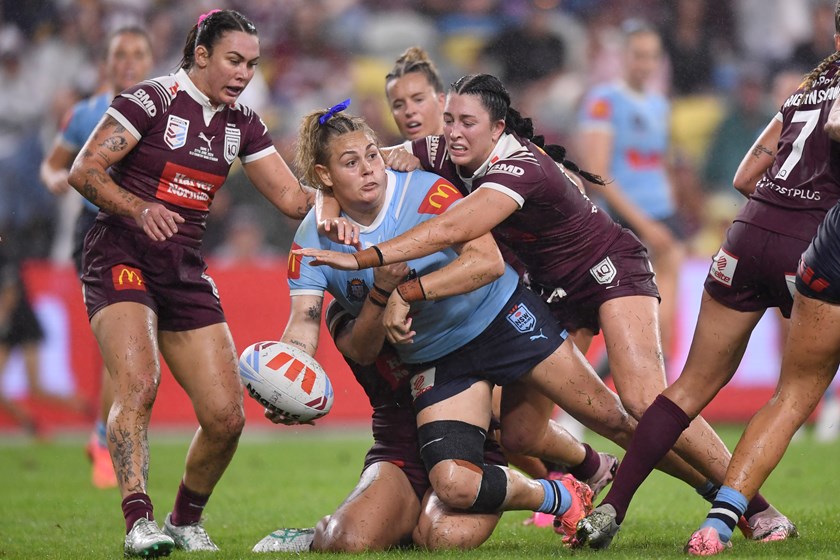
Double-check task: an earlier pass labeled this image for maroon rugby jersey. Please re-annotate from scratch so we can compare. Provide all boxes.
[102,69,276,246]
[408,134,624,287]
[738,61,840,241]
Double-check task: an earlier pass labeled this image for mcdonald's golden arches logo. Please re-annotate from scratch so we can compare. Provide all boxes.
[111,265,146,291]
[417,178,462,215]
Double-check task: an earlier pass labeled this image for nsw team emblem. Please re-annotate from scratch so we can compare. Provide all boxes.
[506,303,536,333]
[164,115,189,149]
[590,256,617,285]
[224,125,241,164]
[345,278,369,302]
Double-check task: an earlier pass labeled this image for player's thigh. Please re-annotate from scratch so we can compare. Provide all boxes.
[158,322,242,423]
[315,461,421,551]
[499,379,555,440]
[415,489,500,550]
[90,301,161,391]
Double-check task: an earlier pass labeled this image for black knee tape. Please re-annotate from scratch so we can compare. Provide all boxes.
[470,464,507,513]
[417,420,486,472]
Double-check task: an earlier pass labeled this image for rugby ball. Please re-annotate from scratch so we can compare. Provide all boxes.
[238,341,334,423]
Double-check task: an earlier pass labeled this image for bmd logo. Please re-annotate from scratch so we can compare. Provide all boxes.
[111,265,145,291]
[489,163,525,177]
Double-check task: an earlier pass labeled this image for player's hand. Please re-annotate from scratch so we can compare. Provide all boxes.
[639,220,676,255]
[263,407,314,426]
[373,262,410,293]
[44,169,71,195]
[293,247,360,270]
[383,291,415,344]
[318,217,361,247]
[134,202,185,242]
[384,147,421,172]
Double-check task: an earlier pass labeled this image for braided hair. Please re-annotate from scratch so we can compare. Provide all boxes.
[450,74,607,186]
[801,0,840,93]
[179,9,257,71]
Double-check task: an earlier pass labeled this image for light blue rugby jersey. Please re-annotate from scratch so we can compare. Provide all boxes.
[579,82,673,219]
[60,92,113,211]
[288,169,519,364]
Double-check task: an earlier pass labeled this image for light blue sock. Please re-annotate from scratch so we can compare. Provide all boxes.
[95,421,107,447]
[701,485,748,543]
[536,479,572,515]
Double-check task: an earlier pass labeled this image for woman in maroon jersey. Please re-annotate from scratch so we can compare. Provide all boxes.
[301,72,790,542]
[67,9,355,558]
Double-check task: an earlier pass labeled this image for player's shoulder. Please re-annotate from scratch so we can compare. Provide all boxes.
[113,74,178,119]
[485,135,542,180]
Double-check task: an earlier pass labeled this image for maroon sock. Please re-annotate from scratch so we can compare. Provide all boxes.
[744,492,771,520]
[122,492,154,533]
[602,395,690,524]
[567,443,600,481]
[170,481,210,526]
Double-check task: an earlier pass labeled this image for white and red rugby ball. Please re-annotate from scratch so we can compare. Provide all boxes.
[238,341,334,423]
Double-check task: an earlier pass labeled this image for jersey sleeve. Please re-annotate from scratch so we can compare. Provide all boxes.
[474,158,544,209]
[578,89,614,133]
[287,214,331,297]
[238,107,276,164]
[408,135,445,173]
[106,79,171,141]
[405,170,464,218]
[59,103,88,151]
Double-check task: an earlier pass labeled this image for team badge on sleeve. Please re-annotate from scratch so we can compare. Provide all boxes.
[506,303,536,333]
[417,178,462,215]
[589,98,612,120]
[288,242,303,280]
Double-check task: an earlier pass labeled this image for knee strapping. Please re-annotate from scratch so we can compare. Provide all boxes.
[417,420,508,513]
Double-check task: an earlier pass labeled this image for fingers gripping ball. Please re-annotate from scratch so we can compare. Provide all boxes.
[238,341,334,423]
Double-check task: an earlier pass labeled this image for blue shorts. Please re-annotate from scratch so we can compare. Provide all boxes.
[796,204,840,305]
[409,284,567,410]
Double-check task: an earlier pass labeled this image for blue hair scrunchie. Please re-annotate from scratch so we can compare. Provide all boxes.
[319,98,351,125]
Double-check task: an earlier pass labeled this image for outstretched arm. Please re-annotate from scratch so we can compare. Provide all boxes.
[733,117,782,198]
[296,188,518,270]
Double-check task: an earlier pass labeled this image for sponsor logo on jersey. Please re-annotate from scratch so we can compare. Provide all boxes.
[427,135,440,164]
[375,350,412,390]
[155,162,224,211]
[798,257,830,293]
[590,256,617,285]
[287,242,303,280]
[506,302,536,333]
[709,248,737,287]
[589,98,611,119]
[224,125,240,164]
[127,88,157,117]
[111,264,145,291]
[201,272,219,299]
[417,178,462,215]
[410,367,435,400]
[164,114,189,149]
[487,163,525,177]
[345,278,369,302]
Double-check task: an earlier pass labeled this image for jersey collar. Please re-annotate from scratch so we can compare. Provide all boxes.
[175,69,227,126]
[344,169,396,235]
[456,133,522,191]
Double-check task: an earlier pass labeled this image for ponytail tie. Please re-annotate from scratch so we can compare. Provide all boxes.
[319,98,351,125]
[198,9,221,26]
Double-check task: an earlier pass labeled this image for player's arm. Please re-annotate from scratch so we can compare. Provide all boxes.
[68,114,184,241]
[333,263,410,364]
[298,188,518,270]
[280,293,324,357]
[244,155,359,245]
[383,231,507,344]
[40,139,75,195]
[733,116,782,197]
[825,93,840,142]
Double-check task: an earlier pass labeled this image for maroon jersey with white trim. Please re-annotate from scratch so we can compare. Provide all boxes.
[101,69,275,245]
[409,133,623,286]
[738,61,840,241]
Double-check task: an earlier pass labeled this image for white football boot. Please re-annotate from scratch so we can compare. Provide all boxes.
[162,513,220,552]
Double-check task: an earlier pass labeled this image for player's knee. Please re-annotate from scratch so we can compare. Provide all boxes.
[498,422,542,456]
[315,515,383,552]
[419,420,507,513]
[113,376,160,410]
[200,403,245,442]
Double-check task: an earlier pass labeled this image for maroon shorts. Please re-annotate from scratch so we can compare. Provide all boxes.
[80,222,225,331]
[531,230,660,333]
[704,221,807,318]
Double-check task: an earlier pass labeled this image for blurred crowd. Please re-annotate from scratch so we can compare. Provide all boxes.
[0,0,836,262]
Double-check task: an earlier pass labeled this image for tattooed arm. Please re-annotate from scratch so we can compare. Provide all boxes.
[280,293,324,357]
[243,152,315,220]
[67,115,184,241]
[733,117,783,198]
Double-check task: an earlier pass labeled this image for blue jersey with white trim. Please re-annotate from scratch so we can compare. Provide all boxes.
[288,169,519,364]
[60,92,113,211]
[579,82,673,219]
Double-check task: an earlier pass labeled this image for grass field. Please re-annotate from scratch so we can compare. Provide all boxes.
[1,425,838,559]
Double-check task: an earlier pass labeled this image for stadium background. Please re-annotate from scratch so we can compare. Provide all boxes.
[0,0,836,432]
